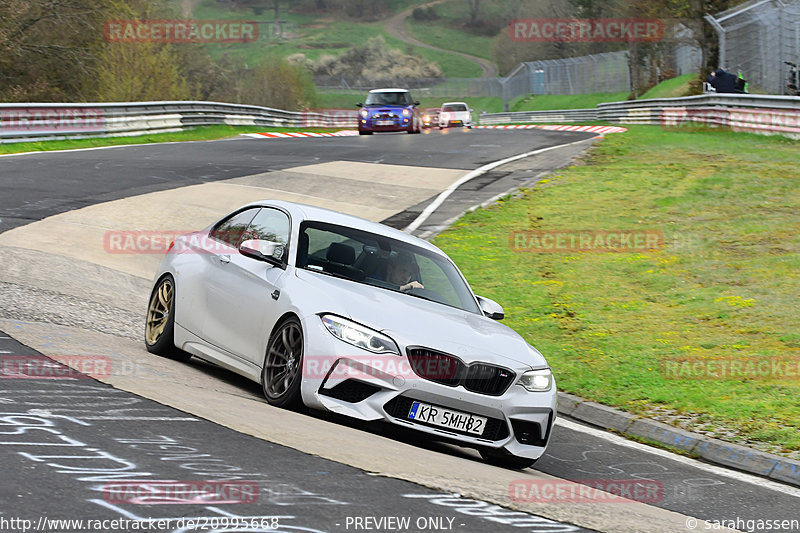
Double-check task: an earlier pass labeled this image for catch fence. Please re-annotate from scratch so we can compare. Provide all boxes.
[706,0,800,94]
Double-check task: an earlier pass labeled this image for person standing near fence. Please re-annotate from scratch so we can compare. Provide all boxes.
[707,69,745,93]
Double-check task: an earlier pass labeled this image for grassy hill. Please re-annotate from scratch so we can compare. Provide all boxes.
[640,74,697,99]
[180,0,481,77]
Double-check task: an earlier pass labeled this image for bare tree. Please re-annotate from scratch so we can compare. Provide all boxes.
[468,0,480,26]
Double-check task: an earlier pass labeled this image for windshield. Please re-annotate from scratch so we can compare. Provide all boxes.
[296,221,480,314]
[365,91,413,106]
[442,104,467,112]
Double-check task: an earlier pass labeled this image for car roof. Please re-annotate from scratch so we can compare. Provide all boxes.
[442,101,468,106]
[238,199,445,255]
[369,88,410,93]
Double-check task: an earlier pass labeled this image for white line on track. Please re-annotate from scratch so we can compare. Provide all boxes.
[404,137,596,233]
[556,417,800,498]
[76,416,199,421]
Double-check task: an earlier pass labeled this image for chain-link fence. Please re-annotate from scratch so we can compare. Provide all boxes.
[313,54,630,99]
[706,0,800,94]
[315,32,703,99]
[519,51,631,95]
[672,24,704,77]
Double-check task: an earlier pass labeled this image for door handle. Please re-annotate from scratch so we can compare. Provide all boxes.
[218,254,231,264]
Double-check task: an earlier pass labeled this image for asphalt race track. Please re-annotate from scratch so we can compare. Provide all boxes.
[1,129,798,533]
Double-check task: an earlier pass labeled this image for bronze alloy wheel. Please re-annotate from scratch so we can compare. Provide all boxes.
[144,275,191,362]
[262,318,304,409]
[146,277,173,346]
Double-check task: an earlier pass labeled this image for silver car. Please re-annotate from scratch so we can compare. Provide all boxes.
[145,200,556,469]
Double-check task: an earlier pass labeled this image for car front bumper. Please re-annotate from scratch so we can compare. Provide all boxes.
[359,117,413,132]
[299,315,557,460]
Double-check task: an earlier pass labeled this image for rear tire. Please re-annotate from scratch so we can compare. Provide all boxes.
[479,448,537,470]
[261,317,305,410]
[145,275,192,362]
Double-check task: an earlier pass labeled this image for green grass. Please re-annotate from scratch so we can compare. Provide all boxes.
[380,32,482,78]
[511,92,630,111]
[500,75,699,111]
[184,0,481,77]
[433,126,800,452]
[640,74,696,99]
[0,125,349,154]
[405,17,494,61]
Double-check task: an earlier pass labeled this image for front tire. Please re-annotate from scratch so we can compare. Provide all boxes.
[359,130,372,136]
[479,448,537,470]
[145,275,192,362]
[261,317,305,409]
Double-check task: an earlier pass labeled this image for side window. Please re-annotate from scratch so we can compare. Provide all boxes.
[245,208,290,246]
[209,208,259,248]
[305,227,348,259]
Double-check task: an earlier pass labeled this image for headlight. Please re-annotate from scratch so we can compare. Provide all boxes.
[360,109,368,118]
[320,315,399,355]
[518,369,552,392]
[402,108,411,117]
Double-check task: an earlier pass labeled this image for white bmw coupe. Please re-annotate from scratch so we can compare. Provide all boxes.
[145,200,556,469]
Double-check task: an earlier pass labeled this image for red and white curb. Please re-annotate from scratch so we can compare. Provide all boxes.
[242,125,626,139]
[477,124,627,134]
[242,130,358,139]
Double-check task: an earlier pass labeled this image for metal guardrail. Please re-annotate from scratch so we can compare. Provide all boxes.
[481,94,800,138]
[3,95,799,143]
[0,101,358,144]
[599,94,800,137]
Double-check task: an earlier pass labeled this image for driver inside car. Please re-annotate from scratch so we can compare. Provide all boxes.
[378,251,424,292]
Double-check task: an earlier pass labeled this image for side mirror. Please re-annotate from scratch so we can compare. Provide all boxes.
[476,295,504,320]
[240,239,285,268]
[356,103,363,107]
[414,101,421,106]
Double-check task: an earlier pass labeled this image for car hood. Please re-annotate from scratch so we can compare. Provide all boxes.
[365,105,411,112]
[294,269,546,369]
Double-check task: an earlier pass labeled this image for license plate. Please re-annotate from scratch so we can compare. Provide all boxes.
[376,120,394,126]
[408,401,487,435]
[451,120,463,126]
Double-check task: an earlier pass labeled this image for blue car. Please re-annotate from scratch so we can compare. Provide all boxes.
[357,88,422,135]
